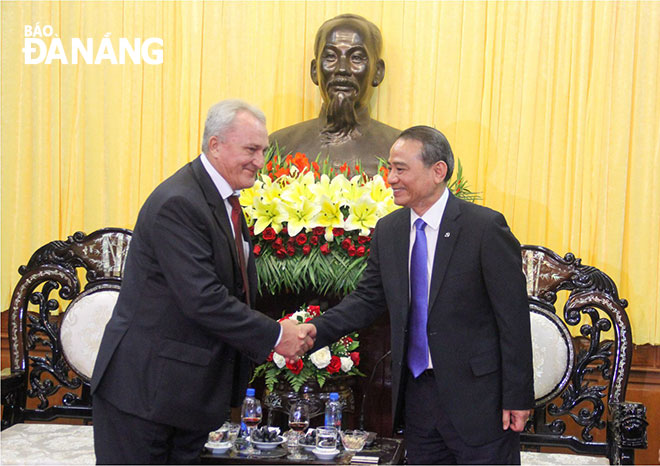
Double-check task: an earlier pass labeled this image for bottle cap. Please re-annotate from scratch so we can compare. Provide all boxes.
[329,392,339,401]
[246,388,255,397]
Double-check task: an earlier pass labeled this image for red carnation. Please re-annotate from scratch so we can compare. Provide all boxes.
[332,228,345,237]
[281,227,288,235]
[302,244,312,256]
[327,356,341,374]
[356,246,366,257]
[273,237,284,248]
[286,245,295,256]
[253,244,262,256]
[287,237,296,247]
[275,248,287,258]
[350,352,360,366]
[348,246,356,257]
[296,233,307,245]
[313,227,325,235]
[310,236,319,245]
[262,227,276,241]
[357,235,369,244]
[267,351,274,362]
[341,238,352,250]
[308,305,321,316]
[320,244,331,255]
[286,358,304,374]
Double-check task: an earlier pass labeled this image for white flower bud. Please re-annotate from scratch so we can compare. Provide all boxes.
[309,346,332,369]
[340,356,354,372]
[273,352,286,369]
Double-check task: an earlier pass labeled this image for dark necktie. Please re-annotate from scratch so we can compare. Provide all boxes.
[407,218,429,377]
[228,195,250,307]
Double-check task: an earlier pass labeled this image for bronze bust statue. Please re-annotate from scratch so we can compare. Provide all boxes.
[269,14,400,175]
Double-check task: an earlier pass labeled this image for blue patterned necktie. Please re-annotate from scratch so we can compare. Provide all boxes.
[407,218,429,377]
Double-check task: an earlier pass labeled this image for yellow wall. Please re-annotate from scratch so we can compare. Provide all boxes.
[2,1,659,343]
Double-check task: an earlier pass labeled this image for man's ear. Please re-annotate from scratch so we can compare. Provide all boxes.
[310,59,319,86]
[208,135,221,156]
[434,161,448,184]
[372,59,385,87]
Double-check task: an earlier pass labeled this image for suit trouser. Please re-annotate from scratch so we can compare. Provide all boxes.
[404,369,521,465]
[93,393,208,464]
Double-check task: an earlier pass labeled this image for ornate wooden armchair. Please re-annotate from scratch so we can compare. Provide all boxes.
[520,245,648,464]
[1,228,131,429]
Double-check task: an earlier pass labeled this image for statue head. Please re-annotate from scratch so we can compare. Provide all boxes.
[311,14,386,138]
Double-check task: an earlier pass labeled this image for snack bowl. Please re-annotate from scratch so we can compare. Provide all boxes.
[251,436,285,450]
[313,447,340,460]
[340,430,369,453]
[205,441,231,455]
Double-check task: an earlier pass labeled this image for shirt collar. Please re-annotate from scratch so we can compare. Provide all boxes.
[200,152,239,200]
[410,187,449,231]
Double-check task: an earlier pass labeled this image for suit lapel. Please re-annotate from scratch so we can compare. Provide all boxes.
[190,157,240,268]
[429,194,462,310]
[391,209,412,321]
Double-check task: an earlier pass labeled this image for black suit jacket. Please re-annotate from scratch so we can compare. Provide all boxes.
[312,193,534,446]
[91,156,280,431]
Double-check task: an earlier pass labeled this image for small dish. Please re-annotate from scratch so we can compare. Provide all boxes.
[313,447,340,460]
[204,441,231,454]
[303,444,316,452]
[252,436,285,450]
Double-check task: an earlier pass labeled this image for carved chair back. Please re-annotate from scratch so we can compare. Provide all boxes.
[520,245,647,464]
[2,229,131,428]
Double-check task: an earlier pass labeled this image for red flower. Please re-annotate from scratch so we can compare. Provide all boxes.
[287,237,296,247]
[253,244,262,256]
[311,161,320,173]
[262,227,276,241]
[320,244,331,255]
[286,358,304,374]
[279,313,293,322]
[281,227,288,235]
[357,235,369,244]
[341,238,352,250]
[302,244,312,255]
[267,351,274,362]
[326,355,341,374]
[272,238,284,249]
[312,226,325,235]
[350,352,360,366]
[292,152,310,173]
[286,245,295,256]
[356,246,366,257]
[266,161,273,172]
[348,246,356,257]
[310,235,319,245]
[295,233,307,245]
[275,248,287,258]
[308,305,321,316]
[332,228,344,237]
[249,226,255,237]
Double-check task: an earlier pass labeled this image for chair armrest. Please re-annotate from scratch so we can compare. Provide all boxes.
[607,401,648,464]
[2,371,27,430]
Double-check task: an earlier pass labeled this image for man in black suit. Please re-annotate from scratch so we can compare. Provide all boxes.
[91,99,316,464]
[309,126,534,464]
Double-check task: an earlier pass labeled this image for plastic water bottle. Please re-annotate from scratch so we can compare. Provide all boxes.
[324,392,342,431]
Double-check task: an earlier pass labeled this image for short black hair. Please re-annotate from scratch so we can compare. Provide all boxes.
[397,126,454,182]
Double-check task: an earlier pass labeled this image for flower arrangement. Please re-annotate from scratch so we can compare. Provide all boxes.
[241,148,478,297]
[252,304,365,392]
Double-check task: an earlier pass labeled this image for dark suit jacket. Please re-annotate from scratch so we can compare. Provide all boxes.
[312,193,534,446]
[91,156,280,431]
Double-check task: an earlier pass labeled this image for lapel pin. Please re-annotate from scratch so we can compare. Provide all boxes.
[444,232,451,238]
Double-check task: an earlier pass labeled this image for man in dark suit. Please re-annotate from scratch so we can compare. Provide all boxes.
[309,126,534,464]
[91,99,315,464]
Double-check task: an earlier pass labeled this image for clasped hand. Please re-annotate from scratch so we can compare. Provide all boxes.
[273,320,317,362]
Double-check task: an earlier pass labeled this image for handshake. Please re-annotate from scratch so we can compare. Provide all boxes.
[273,319,317,362]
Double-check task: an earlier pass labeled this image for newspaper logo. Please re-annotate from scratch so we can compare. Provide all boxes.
[23,23,163,65]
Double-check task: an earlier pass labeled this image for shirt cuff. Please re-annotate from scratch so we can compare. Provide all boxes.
[274,325,283,347]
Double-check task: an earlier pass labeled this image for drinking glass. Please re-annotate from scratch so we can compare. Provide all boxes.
[315,426,338,451]
[241,398,262,454]
[287,401,310,459]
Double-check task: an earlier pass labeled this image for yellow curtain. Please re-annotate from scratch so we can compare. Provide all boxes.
[1,1,659,343]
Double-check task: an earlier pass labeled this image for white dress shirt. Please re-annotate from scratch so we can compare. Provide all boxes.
[408,187,450,369]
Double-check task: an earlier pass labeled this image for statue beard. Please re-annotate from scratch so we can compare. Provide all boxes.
[321,91,361,145]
